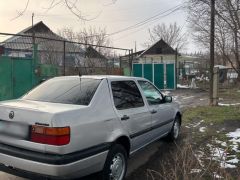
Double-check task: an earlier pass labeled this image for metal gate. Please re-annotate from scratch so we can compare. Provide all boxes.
[133,63,175,90]
[0,57,12,100]
[154,64,164,89]
[0,57,33,100]
[166,64,175,89]
[0,56,59,101]
[13,59,33,98]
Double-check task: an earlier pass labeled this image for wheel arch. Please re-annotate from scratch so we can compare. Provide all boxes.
[176,111,182,125]
[113,136,131,157]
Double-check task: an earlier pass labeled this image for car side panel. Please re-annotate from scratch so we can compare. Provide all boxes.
[107,79,153,153]
[136,80,177,140]
[150,103,175,137]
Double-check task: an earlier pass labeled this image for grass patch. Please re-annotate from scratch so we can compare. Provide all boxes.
[183,106,240,123]
[219,88,240,100]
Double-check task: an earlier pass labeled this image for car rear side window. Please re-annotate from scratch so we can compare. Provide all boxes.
[111,81,144,110]
[22,78,101,105]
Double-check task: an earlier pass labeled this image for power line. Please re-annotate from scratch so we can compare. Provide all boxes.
[29,3,184,40]
[112,5,184,41]
[106,4,184,37]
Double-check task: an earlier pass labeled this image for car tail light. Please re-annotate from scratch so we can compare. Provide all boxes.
[30,125,70,146]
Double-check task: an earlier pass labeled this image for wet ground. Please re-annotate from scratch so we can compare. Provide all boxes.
[126,120,240,180]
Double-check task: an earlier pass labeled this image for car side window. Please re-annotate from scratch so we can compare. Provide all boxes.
[111,81,144,110]
[138,80,163,105]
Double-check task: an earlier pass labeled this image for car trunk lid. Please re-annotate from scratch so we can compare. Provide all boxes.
[0,99,83,152]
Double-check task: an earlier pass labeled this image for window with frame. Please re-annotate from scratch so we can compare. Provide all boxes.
[138,80,163,105]
[111,81,144,110]
[23,78,101,105]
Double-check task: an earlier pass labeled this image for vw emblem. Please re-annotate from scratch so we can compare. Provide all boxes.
[9,111,14,119]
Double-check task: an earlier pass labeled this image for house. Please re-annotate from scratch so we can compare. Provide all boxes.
[0,21,85,66]
[120,39,179,75]
[137,39,178,64]
[119,39,179,89]
[84,46,108,68]
[118,50,143,76]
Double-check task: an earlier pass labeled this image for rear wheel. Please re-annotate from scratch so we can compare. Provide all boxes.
[102,144,127,180]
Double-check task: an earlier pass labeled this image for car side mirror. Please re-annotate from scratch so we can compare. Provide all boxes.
[164,96,172,103]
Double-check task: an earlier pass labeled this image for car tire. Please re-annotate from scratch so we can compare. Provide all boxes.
[165,116,181,141]
[102,144,128,180]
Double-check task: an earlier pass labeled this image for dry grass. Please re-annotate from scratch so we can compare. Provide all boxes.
[145,105,240,180]
[146,142,240,180]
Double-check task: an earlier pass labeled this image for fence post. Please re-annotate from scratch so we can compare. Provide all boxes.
[119,56,122,68]
[130,49,133,76]
[213,67,219,106]
[128,50,131,76]
[63,41,66,76]
[32,43,38,86]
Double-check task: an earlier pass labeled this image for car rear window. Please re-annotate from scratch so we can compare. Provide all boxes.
[22,78,101,105]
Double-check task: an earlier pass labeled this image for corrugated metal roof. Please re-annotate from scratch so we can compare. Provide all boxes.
[1,21,85,54]
[138,39,177,58]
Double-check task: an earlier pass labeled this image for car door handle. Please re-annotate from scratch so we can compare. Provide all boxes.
[121,115,130,121]
[150,109,157,114]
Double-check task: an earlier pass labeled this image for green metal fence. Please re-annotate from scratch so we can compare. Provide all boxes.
[0,57,12,100]
[0,56,32,100]
[154,64,164,89]
[166,64,175,89]
[0,49,59,101]
[132,63,176,90]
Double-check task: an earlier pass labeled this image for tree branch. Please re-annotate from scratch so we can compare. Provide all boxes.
[11,0,30,21]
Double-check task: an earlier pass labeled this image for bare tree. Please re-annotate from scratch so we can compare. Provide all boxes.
[144,22,188,51]
[58,26,112,73]
[58,26,111,53]
[11,0,117,21]
[186,0,240,78]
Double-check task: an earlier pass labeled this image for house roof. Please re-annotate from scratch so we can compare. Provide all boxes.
[1,21,84,54]
[23,21,53,34]
[120,50,144,58]
[2,21,55,45]
[1,21,60,50]
[85,46,108,60]
[138,39,177,57]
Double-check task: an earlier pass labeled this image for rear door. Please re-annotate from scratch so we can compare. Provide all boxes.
[138,80,174,139]
[110,80,152,152]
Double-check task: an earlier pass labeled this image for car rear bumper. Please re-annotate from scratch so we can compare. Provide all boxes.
[0,143,110,178]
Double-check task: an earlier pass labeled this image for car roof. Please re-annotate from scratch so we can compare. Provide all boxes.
[53,75,147,81]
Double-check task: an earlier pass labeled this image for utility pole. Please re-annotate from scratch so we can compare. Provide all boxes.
[32,13,35,44]
[32,13,34,28]
[134,41,137,53]
[175,48,178,89]
[31,12,36,86]
[209,0,215,106]
[131,49,134,76]
[128,50,131,75]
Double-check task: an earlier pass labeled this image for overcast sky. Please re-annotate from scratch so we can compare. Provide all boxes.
[0,0,196,53]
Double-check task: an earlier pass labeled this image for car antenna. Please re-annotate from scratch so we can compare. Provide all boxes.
[79,71,82,92]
